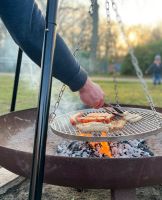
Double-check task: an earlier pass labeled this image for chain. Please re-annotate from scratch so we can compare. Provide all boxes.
[89,0,96,16]
[73,20,87,57]
[105,0,119,105]
[50,22,86,123]
[50,3,93,123]
[110,0,162,125]
[49,84,66,123]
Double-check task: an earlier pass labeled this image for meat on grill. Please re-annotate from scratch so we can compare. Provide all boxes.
[123,111,143,123]
[76,122,111,132]
[76,119,126,133]
[70,112,114,125]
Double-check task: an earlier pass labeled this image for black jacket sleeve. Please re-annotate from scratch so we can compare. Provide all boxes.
[0,0,87,91]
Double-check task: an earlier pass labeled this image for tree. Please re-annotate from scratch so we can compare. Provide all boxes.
[151,25,162,42]
[121,39,162,75]
[89,0,99,72]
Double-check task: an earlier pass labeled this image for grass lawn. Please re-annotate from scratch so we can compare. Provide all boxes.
[0,73,162,115]
[95,80,162,107]
[0,74,38,114]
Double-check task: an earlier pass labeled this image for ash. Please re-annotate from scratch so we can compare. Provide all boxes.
[57,141,105,158]
[110,139,154,158]
[57,139,154,158]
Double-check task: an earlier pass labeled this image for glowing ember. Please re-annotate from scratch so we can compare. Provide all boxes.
[89,132,112,158]
[57,128,153,158]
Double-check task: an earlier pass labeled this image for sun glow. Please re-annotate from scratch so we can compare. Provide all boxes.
[128,31,138,45]
[128,32,137,42]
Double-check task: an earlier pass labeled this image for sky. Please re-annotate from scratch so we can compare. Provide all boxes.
[83,0,162,26]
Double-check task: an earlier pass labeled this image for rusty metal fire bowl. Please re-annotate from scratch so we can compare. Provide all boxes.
[0,105,162,189]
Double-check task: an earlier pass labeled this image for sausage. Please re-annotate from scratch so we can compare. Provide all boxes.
[76,122,111,132]
[87,113,114,117]
[77,113,114,124]
[123,111,142,123]
[76,119,126,133]
[70,112,83,125]
[110,120,126,130]
[129,116,143,123]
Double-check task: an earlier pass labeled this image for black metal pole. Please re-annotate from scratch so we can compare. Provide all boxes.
[28,0,59,199]
[10,48,23,112]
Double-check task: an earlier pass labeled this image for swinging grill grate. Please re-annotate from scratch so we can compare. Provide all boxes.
[50,107,162,142]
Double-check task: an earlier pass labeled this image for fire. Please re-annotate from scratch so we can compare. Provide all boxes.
[90,132,112,158]
[80,132,112,158]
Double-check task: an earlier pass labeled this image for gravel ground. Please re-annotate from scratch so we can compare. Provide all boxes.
[1,180,162,200]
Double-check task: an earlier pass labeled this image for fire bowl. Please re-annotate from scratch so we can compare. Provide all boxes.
[0,105,162,189]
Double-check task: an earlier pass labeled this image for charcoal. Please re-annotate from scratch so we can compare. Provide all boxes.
[109,139,154,158]
[68,141,79,150]
[111,147,118,156]
[57,145,64,153]
[139,139,145,144]
[133,152,141,157]
[56,138,154,159]
[147,150,154,156]
[92,132,101,137]
[81,151,89,158]
[120,155,130,158]
[128,139,139,147]
[124,143,131,150]
[94,151,103,158]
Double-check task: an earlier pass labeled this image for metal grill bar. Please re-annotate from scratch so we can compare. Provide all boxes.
[50,107,162,142]
[10,48,23,112]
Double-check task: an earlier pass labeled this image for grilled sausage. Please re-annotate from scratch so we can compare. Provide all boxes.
[123,111,142,123]
[76,122,111,132]
[76,119,126,133]
[70,112,83,125]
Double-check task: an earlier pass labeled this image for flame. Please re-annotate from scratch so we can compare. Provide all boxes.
[90,132,112,158]
[80,132,112,158]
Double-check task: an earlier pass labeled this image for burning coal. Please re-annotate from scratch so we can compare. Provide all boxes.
[57,139,154,158]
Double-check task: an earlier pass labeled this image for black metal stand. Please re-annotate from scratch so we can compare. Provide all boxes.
[10,48,23,112]
[28,0,59,199]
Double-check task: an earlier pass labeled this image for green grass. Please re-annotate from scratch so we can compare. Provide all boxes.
[95,80,162,107]
[0,74,162,115]
[0,74,38,114]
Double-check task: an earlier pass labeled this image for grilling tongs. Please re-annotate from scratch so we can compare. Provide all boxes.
[103,103,124,117]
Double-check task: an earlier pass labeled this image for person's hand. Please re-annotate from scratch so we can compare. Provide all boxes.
[79,78,105,108]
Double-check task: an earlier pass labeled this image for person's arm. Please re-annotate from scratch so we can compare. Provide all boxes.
[0,0,105,108]
[0,0,87,92]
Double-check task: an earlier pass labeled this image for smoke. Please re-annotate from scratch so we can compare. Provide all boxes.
[20,54,41,90]
[0,23,41,83]
[0,21,83,115]
[50,79,84,116]
[0,25,18,72]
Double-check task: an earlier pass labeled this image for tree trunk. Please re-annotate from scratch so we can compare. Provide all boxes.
[90,0,99,72]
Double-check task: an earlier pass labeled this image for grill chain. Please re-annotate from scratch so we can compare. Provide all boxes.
[105,0,119,105]
[106,0,162,125]
[89,0,97,16]
[50,84,66,123]
[51,0,162,127]
[50,1,95,122]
